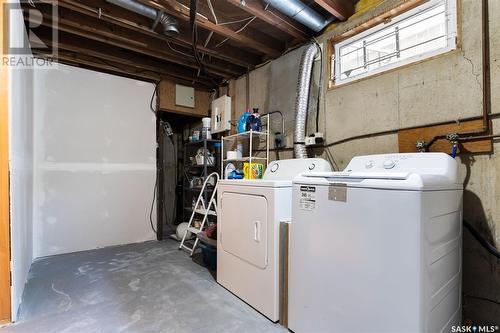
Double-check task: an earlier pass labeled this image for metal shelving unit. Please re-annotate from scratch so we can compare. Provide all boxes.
[182,139,220,222]
[221,116,270,179]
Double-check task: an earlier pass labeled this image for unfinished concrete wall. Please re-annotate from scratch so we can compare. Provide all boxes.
[231,45,321,159]
[8,4,33,321]
[233,0,499,323]
[32,64,156,258]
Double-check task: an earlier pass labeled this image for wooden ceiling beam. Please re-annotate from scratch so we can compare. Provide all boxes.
[224,0,310,41]
[29,8,239,79]
[55,0,261,69]
[34,48,215,89]
[140,0,283,57]
[313,0,354,21]
[35,49,161,82]
[35,29,216,87]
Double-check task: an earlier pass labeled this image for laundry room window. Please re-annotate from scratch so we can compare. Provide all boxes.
[331,0,457,85]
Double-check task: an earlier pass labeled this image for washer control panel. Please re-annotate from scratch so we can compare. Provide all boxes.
[345,153,455,177]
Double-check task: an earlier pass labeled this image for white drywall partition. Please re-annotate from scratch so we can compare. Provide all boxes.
[33,64,156,258]
[8,3,34,321]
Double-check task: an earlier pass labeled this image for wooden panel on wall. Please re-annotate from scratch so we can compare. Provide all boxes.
[157,80,211,117]
[398,119,493,154]
[0,0,12,323]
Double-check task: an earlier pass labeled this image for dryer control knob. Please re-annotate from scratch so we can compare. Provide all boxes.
[365,161,374,169]
[308,163,316,170]
[383,160,396,169]
[270,163,279,173]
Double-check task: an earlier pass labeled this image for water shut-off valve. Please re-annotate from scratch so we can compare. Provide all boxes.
[416,141,428,153]
[446,133,459,158]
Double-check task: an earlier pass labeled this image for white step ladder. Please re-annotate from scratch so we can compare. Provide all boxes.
[179,172,219,256]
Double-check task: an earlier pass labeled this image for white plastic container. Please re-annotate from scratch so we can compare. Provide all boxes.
[202,117,211,129]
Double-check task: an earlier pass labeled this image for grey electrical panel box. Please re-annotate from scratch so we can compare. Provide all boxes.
[175,84,195,108]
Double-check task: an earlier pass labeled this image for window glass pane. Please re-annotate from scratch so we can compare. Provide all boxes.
[339,42,365,79]
[365,28,398,71]
[398,4,447,59]
[333,0,455,84]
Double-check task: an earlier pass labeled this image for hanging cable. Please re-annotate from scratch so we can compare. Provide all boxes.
[190,0,202,69]
[204,31,214,47]
[463,220,500,259]
[190,0,220,86]
[313,39,323,133]
[219,16,255,26]
[149,82,159,234]
[206,0,254,26]
[167,42,194,58]
[150,82,159,114]
[149,175,158,234]
[215,16,257,48]
[206,0,218,24]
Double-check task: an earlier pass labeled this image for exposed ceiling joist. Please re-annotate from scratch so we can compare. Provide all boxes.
[140,0,284,57]
[35,30,216,86]
[29,7,239,80]
[27,0,356,86]
[314,0,354,21]
[56,0,261,69]
[224,0,310,41]
[35,45,215,89]
[36,49,162,82]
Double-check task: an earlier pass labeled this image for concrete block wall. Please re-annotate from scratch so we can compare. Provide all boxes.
[229,0,500,322]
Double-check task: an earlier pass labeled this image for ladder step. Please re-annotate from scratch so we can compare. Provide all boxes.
[188,227,202,235]
[180,244,193,252]
[194,208,217,216]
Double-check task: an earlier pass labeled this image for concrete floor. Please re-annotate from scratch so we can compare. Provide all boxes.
[2,241,287,333]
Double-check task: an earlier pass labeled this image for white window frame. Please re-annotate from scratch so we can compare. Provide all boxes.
[332,0,458,86]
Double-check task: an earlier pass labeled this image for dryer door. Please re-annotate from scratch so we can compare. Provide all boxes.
[220,192,268,269]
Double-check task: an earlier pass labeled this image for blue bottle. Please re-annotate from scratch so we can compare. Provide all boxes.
[246,108,262,132]
[238,108,251,133]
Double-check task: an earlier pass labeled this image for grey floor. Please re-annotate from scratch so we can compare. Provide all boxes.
[2,240,287,333]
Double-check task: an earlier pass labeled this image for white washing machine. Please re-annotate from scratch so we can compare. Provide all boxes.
[289,153,463,333]
[217,158,331,322]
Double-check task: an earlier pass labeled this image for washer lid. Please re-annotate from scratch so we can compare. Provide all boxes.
[294,153,462,191]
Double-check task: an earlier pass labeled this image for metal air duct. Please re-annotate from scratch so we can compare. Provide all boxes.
[106,0,179,35]
[263,0,331,32]
[294,43,319,159]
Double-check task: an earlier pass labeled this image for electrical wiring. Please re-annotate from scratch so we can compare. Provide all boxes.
[149,82,159,235]
[161,122,177,234]
[463,219,500,259]
[190,0,221,85]
[215,16,257,48]
[207,0,262,49]
[148,82,162,235]
[149,82,159,114]
[464,294,500,307]
[206,0,254,26]
[206,0,218,24]
[190,0,204,75]
[219,16,255,26]
[313,39,323,133]
[324,146,339,171]
[167,42,194,58]
[204,31,214,47]
[149,175,158,234]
